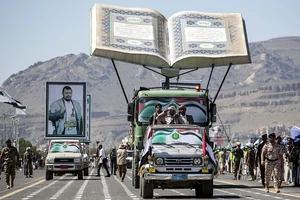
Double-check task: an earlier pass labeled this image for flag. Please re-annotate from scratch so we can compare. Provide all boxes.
[290,126,300,143]
[139,128,153,169]
[15,108,26,115]
[202,129,207,156]
[0,87,26,109]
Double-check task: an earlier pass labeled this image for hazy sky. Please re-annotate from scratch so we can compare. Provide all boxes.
[0,0,299,85]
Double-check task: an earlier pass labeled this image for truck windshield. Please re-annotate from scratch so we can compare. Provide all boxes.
[137,97,208,124]
[49,142,81,153]
[151,127,203,145]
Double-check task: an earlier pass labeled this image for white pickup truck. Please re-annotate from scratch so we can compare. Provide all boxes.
[45,139,89,180]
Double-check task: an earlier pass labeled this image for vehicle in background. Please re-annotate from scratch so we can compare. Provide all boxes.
[126,150,133,169]
[45,139,89,180]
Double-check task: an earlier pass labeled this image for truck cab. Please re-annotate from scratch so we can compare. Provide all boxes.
[45,139,89,180]
[139,125,214,198]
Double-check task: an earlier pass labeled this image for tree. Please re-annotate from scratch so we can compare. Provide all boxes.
[18,138,32,159]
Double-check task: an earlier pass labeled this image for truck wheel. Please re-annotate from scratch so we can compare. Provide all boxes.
[195,184,201,197]
[131,163,135,186]
[201,180,213,198]
[141,176,153,199]
[46,170,52,181]
[78,170,83,180]
[83,167,89,176]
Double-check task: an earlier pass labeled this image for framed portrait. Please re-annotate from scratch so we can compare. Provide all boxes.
[45,82,86,139]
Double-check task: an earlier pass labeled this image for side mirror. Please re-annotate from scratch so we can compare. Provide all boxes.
[127,102,134,122]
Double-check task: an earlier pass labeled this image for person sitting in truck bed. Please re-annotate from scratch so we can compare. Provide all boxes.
[156,106,184,124]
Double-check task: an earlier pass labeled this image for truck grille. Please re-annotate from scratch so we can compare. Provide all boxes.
[54,158,74,163]
[164,157,193,166]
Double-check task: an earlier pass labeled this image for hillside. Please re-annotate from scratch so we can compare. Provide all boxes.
[1,36,300,147]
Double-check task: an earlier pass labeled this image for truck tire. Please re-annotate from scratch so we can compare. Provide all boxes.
[83,167,89,176]
[78,170,83,180]
[141,176,153,199]
[201,180,213,198]
[131,162,135,186]
[45,170,52,181]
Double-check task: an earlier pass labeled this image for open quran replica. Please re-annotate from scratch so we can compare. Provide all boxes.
[90,4,251,69]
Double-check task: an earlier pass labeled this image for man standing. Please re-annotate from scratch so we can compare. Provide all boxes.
[149,103,162,125]
[156,106,184,124]
[255,133,267,187]
[245,144,255,181]
[231,142,244,180]
[117,144,127,182]
[0,139,19,189]
[178,105,194,124]
[96,144,110,177]
[110,148,117,175]
[24,147,33,178]
[49,86,83,135]
[261,133,283,193]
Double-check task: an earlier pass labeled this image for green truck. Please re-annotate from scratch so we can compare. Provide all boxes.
[127,82,217,198]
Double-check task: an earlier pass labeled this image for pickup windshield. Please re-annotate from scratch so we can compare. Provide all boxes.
[49,142,81,153]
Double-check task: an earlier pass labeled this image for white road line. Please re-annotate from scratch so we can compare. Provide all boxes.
[126,175,132,180]
[21,175,66,200]
[74,169,95,199]
[50,176,76,199]
[101,172,111,200]
[113,175,140,200]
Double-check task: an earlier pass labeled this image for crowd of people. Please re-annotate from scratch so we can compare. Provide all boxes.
[214,132,300,193]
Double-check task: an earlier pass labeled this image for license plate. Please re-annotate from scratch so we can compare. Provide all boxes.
[172,174,187,180]
[202,168,208,173]
[149,168,156,173]
[60,165,68,169]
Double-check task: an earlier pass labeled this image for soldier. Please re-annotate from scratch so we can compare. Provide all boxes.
[255,133,267,187]
[0,139,20,189]
[261,133,283,193]
[245,144,255,181]
[109,148,117,175]
[24,147,33,178]
[231,142,244,180]
[276,135,285,188]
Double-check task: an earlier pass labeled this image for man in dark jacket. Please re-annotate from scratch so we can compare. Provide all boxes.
[110,148,117,175]
[255,133,267,187]
[149,103,162,125]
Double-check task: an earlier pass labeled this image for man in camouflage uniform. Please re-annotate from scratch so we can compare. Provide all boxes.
[246,144,256,181]
[275,135,285,188]
[232,142,244,180]
[261,133,283,193]
[255,133,267,187]
[24,147,33,178]
[0,139,20,189]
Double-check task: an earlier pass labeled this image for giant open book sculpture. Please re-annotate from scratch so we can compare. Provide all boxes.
[90,4,251,70]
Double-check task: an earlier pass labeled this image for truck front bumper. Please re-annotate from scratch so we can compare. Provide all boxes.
[144,173,213,181]
[46,164,83,171]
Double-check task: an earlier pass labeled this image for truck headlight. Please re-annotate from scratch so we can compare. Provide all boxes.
[74,158,82,163]
[46,157,54,164]
[193,158,202,165]
[155,157,164,165]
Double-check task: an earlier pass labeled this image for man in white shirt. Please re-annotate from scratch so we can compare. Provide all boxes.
[96,144,110,177]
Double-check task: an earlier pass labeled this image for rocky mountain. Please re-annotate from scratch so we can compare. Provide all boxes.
[1,36,300,147]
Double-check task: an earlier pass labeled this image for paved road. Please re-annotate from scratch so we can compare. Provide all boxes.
[0,168,299,199]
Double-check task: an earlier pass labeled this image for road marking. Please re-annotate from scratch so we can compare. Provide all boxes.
[0,179,45,200]
[113,175,140,200]
[74,169,94,199]
[101,171,111,200]
[215,179,300,199]
[21,175,66,200]
[50,176,76,199]
[126,175,132,180]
